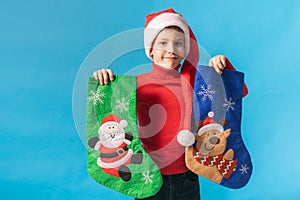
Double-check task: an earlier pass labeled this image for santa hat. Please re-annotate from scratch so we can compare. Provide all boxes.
[99,114,128,133]
[144,8,199,80]
[197,111,224,136]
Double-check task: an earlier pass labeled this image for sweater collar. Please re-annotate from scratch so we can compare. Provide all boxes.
[150,62,181,79]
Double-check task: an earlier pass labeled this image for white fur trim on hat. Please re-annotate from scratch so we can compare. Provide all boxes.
[197,123,224,136]
[119,120,128,128]
[144,12,190,59]
[98,120,128,135]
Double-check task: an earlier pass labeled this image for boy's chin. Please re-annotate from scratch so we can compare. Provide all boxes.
[160,62,180,70]
[161,65,178,70]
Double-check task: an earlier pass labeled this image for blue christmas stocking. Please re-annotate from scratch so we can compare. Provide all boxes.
[185,65,252,189]
[86,75,162,198]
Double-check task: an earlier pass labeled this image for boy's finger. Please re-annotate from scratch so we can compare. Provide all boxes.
[217,63,224,74]
[97,70,104,85]
[93,71,99,80]
[210,60,221,74]
[107,69,115,81]
[220,56,226,67]
[213,60,222,74]
[102,69,109,84]
[217,60,225,69]
[208,59,213,66]
[215,66,222,74]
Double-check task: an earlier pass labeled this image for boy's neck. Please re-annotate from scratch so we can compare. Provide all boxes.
[150,62,181,79]
[152,61,181,72]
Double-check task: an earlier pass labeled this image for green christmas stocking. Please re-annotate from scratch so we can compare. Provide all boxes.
[86,75,162,198]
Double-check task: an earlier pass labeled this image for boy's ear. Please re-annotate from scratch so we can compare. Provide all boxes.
[150,49,153,58]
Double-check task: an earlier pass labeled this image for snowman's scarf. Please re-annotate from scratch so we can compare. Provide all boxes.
[86,75,162,198]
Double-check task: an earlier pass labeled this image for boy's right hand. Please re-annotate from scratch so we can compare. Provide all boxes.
[93,69,115,85]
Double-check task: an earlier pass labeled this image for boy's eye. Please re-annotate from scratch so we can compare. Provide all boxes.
[159,41,167,46]
[174,41,183,46]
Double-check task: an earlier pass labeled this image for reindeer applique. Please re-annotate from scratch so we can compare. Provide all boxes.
[178,111,237,184]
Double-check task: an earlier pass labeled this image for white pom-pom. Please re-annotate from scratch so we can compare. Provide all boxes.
[119,120,128,128]
[208,111,214,118]
[177,130,195,147]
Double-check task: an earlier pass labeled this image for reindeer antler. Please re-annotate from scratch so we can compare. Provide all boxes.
[218,117,229,127]
[194,120,202,131]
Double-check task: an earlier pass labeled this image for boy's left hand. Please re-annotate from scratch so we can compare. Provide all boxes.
[209,55,227,75]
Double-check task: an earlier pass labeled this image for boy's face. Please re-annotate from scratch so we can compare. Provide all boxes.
[150,29,185,69]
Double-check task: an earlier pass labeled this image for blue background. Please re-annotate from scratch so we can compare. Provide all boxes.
[1,0,299,199]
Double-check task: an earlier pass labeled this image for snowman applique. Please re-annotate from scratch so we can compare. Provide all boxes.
[88,114,143,181]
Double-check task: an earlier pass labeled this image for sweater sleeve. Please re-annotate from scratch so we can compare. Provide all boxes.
[225,59,248,97]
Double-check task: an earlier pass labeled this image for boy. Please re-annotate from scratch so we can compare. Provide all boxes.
[93,8,247,200]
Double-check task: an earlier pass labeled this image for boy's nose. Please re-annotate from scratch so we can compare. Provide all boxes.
[167,43,175,53]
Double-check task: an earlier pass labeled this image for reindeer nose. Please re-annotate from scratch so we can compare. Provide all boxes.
[209,137,220,145]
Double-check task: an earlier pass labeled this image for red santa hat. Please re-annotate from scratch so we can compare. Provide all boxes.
[99,114,128,133]
[197,111,224,136]
[144,9,199,82]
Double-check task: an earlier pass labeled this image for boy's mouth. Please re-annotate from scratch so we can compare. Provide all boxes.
[163,56,178,60]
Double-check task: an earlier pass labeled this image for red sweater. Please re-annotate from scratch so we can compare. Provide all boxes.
[136,62,248,175]
[137,63,191,175]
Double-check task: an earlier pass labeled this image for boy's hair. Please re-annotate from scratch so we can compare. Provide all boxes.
[163,25,184,33]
